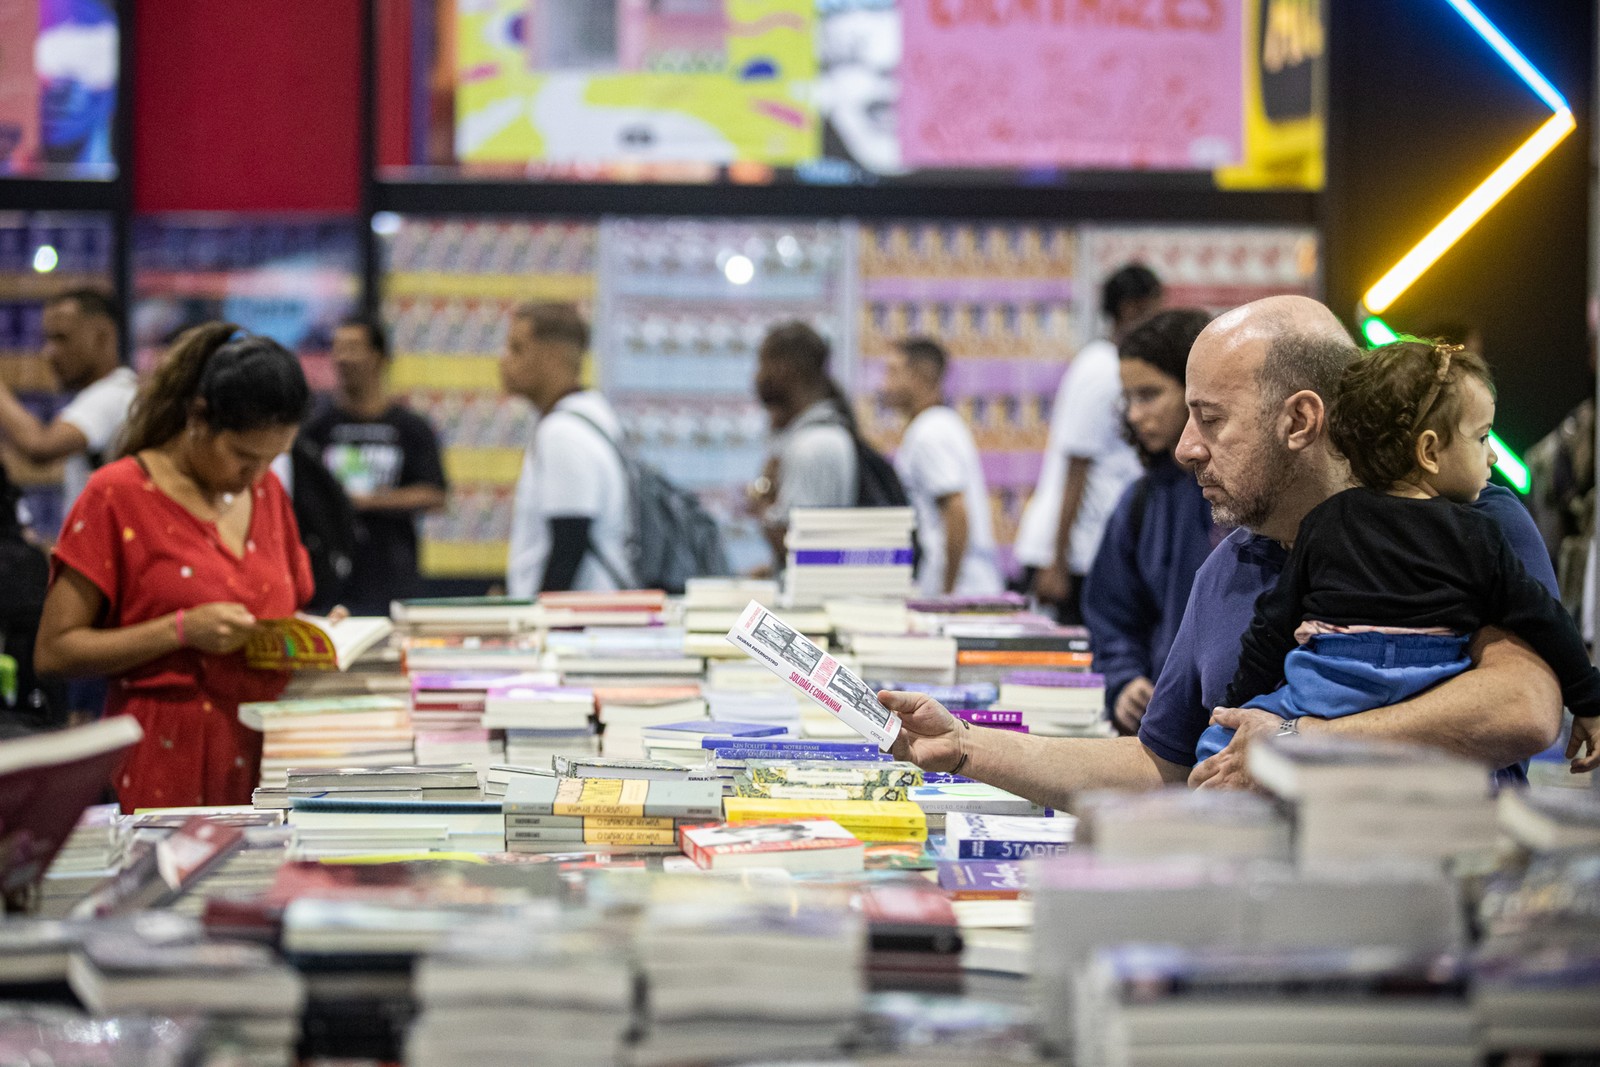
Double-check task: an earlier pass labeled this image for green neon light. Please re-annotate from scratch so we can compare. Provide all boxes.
[1357,316,1530,495]
[1488,430,1530,493]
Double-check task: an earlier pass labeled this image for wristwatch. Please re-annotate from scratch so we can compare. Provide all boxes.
[1275,718,1301,737]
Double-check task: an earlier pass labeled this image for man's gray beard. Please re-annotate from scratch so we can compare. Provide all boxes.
[1207,439,1297,532]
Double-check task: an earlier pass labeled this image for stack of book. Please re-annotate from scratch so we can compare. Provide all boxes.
[68,930,305,1067]
[858,881,965,994]
[36,803,121,919]
[284,786,502,856]
[950,626,1092,685]
[502,776,722,855]
[846,633,959,687]
[409,920,634,1067]
[594,685,708,758]
[240,695,414,789]
[681,578,788,658]
[1248,735,1497,866]
[401,634,543,674]
[409,670,555,769]
[530,589,668,630]
[908,781,1045,832]
[482,680,597,767]
[640,720,788,765]
[944,813,1074,861]
[784,507,917,605]
[825,597,910,638]
[732,759,923,801]
[1474,847,1600,1058]
[703,737,884,795]
[704,679,805,737]
[1073,945,1478,1067]
[723,797,927,844]
[1076,788,1292,863]
[634,885,865,1064]
[549,626,703,687]
[997,671,1107,736]
[882,680,1000,709]
[257,764,481,809]
[679,819,866,872]
[1029,855,1464,1056]
[391,596,540,637]
[1497,786,1600,853]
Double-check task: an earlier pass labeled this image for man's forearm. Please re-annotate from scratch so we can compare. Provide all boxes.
[355,484,447,513]
[1305,628,1563,767]
[961,728,1186,809]
[939,494,968,594]
[0,383,54,459]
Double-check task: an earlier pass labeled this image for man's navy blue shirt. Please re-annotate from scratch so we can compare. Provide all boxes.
[1138,484,1558,783]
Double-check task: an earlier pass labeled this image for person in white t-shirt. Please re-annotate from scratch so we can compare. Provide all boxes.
[883,337,1002,597]
[1015,264,1162,623]
[502,302,632,596]
[0,289,137,525]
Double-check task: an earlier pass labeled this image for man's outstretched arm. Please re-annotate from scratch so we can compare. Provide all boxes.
[882,690,1189,810]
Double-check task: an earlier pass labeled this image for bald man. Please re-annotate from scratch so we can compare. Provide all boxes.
[883,297,1563,803]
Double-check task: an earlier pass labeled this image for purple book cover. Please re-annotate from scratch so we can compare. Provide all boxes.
[952,709,1024,725]
[937,860,1028,895]
[1003,671,1105,688]
[792,549,914,566]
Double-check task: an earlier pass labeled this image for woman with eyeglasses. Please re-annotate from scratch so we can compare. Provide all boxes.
[35,323,315,811]
[1081,309,1225,736]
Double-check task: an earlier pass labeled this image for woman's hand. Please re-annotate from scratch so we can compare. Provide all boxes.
[880,690,964,772]
[181,602,259,654]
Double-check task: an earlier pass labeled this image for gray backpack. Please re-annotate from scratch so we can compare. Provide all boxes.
[560,410,730,594]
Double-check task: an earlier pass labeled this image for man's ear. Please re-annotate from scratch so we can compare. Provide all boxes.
[1280,389,1326,453]
[1414,429,1443,475]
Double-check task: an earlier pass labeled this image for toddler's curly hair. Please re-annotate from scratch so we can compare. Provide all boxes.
[1328,340,1493,490]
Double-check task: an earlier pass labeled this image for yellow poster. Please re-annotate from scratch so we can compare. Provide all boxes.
[456,0,817,170]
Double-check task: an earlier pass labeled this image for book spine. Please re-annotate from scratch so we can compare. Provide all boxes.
[585,828,678,846]
[956,839,1071,860]
[954,636,1092,653]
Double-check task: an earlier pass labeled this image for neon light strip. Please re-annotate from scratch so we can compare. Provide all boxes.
[1357,315,1532,494]
[1442,0,1569,111]
[1363,107,1574,314]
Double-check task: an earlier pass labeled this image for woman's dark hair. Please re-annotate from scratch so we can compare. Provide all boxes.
[760,320,857,432]
[1100,263,1163,322]
[121,322,310,455]
[1118,307,1212,387]
[1328,340,1494,490]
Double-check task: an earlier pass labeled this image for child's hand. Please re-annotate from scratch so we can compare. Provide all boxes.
[1567,716,1600,774]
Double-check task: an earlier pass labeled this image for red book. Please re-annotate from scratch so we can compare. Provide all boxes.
[0,717,142,899]
[155,816,246,892]
[679,820,865,872]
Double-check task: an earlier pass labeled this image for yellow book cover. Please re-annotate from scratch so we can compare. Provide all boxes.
[583,827,679,846]
[551,778,649,818]
[244,615,393,672]
[723,798,926,828]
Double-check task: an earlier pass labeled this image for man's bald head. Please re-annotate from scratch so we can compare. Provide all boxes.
[1197,296,1357,414]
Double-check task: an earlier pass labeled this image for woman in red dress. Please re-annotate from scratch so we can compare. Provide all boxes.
[36,323,315,811]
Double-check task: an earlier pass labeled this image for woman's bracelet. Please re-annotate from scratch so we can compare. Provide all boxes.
[174,609,186,649]
[950,716,972,776]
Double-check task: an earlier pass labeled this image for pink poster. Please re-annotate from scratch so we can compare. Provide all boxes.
[899,1,1244,170]
[0,0,40,173]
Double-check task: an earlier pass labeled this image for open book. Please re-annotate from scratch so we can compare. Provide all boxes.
[244,615,394,672]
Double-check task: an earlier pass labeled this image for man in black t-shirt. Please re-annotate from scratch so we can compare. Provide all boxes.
[302,316,447,616]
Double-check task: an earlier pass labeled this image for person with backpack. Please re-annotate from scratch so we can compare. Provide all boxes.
[502,302,633,595]
[749,321,907,573]
[1080,309,1224,735]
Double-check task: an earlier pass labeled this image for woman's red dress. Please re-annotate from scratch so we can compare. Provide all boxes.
[52,457,313,812]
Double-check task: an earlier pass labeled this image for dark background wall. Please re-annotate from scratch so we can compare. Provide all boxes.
[125,0,1596,451]
[1322,0,1595,454]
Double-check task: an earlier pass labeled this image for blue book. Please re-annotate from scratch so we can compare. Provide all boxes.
[791,549,914,566]
[944,812,1073,860]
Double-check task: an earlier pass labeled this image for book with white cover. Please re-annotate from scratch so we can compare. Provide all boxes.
[679,820,865,872]
[725,601,901,749]
[1248,734,1489,802]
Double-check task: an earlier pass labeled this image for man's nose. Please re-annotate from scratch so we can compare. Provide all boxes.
[1175,417,1205,468]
